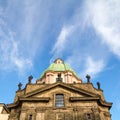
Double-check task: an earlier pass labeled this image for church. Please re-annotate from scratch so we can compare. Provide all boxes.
[0,58,112,120]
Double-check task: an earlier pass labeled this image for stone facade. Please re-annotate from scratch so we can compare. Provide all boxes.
[3,58,112,120]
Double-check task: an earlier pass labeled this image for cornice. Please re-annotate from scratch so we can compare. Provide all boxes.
[69,96,112,109]
[69,97,99,101]
[7,97,50,108]
[20,97,50,102]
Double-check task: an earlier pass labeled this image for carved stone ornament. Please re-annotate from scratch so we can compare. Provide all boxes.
[86,74,91,83]
[18,82,22,91]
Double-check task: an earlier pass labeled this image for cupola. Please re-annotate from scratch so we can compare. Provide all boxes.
[37,58,82,84]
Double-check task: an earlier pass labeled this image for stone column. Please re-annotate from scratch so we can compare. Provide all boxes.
[73,108,78,120]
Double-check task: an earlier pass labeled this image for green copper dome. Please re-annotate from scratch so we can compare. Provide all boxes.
[40,58,78,78]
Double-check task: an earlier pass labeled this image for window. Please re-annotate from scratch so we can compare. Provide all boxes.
[87,113,91,120]
[29,115,32,120]
[55,94,64,107]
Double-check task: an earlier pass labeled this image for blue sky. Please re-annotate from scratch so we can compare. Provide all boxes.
[0,0,120,119]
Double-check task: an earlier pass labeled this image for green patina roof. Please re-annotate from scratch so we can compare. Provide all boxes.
[40,58,78,78]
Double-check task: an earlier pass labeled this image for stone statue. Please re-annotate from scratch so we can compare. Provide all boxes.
[97,82,100,90]
[86,74,91,83]
[28,75,33,84]
[18,82,22,91]
[58,73,61,78]
[56,73,62,82]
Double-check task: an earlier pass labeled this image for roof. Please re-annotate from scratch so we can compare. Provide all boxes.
[40,58,78,78]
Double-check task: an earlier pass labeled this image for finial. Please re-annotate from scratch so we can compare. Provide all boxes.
[86,74,91,83]
[56,73,63,82]
[18,82,22,91]
[97,82,101,90]
[28,75,33,84]
[54,58,64,64]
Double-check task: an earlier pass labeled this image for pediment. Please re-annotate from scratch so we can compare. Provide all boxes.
[7,82,112,109]
[22,82,97,98]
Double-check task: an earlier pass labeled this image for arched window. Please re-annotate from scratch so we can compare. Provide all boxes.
[55,94,64,107]
[29,115,32,120]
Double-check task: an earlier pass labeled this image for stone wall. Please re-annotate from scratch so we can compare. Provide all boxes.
[17,106,105,120]
[8,82,112,120]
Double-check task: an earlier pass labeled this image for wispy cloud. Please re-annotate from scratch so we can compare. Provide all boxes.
[65,54,105,80]
[1,0,120,78]
[86,0,120,58]
[0,7,32,73]
[0,0,51,74]
[51,0,120,79]
[51,25,75,60]
[0,30,32,73]
[81,57,105,78]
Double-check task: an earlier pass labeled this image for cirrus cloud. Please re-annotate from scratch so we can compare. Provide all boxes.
[51,0,120,79]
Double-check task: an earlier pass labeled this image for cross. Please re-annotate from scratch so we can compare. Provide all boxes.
[86,74,91,83]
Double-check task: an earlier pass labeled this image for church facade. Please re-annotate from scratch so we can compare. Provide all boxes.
[0,58,112,120]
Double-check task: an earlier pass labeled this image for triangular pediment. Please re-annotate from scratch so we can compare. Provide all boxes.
[7,82,112,109]
[22,82,97,98]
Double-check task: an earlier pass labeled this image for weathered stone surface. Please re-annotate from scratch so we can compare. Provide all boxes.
[5,59,112,120]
